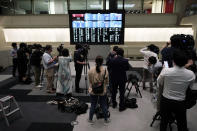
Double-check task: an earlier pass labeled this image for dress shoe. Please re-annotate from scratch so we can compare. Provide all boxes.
[112,102,117,108]
[119,107,127,112]
[76,88,83,93]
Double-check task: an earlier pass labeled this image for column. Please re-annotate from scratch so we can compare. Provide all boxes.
[109,0,117,10]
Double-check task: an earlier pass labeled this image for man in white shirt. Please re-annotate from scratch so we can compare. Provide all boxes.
[140,45,158,92]
[157,49,196,131]
[42,45,57,93]
[10,43,18,77]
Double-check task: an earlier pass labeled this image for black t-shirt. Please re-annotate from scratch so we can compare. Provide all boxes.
[17,48,28,65]
[74,50,84,67]
[30,50,43,67]
[161,47,174,68]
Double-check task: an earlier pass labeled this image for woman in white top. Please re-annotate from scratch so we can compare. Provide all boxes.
[56,48,72,96]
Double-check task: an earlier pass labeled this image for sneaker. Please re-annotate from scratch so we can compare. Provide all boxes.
[112,102,117,108]
[104,119,111,126]
[87,119,94,125]
[35,84,42,88]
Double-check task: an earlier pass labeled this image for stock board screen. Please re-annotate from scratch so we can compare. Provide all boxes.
[69,10,125,45]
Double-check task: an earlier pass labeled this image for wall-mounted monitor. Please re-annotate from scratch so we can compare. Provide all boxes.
[69,10,125,45]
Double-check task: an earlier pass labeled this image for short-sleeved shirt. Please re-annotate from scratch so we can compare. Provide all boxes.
[74,50,84,68]
[157,66,196,101]
[161,47,174,68]
[42,52,55,69]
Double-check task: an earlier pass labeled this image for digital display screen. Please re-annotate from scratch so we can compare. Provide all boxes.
[69,10,125,45]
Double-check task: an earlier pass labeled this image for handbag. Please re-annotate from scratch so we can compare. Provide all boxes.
[92,69,106,94]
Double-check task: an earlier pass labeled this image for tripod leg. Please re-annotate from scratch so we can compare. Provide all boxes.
[135,83,142,98]
[126,81,132,99]
[150,111,160,127]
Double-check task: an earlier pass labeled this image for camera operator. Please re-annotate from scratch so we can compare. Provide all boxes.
[161,34,196,72]
[10,43,18,77]
[157,49,196,131]
[17,43,28,82]
[57,44,64,56]
[74,44,86,93]
[42,45,57,93]
[140,44,159,92]
[30,44,43,88]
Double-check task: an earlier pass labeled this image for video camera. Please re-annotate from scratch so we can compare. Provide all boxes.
[170,34,195,51]
[23,43,44,54]
[79,44,90,58]
[57,44,64,56]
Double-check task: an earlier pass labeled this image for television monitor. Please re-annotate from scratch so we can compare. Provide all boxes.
[69,10,125,45]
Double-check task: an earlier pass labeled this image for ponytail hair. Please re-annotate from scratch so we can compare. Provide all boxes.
[95,56,103,73]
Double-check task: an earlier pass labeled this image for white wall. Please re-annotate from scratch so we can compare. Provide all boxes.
[3,27,193,43]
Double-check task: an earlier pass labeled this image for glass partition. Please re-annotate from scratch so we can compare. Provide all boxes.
[70,0,87,10]
[185,4,197,16]
[87,0,103,10]
[34,0,49,14]
[0,0,178,15]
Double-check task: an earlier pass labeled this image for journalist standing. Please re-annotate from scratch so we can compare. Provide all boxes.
[74,44,85,93]
[42,45,57,93]
[106,46,118,91]
[88,56,109,124]
[109,48,130,111]
[10,43,18,77]
[17,43,28,82]
[31,44,43,88]
[157,49,196,131]
[56,48,72,96]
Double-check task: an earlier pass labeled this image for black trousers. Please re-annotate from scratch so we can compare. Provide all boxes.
[12,58,18,77]
[160,96,187,131]
[75,66,83,91]
[111,80,126,108]
[18,63,27,82]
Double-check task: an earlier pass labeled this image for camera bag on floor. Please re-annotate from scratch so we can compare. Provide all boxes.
[74,102,88,115]
[125,98,138,108]
[57,97,79,113]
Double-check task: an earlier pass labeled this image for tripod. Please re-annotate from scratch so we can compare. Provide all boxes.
[83,56,90,94]
[39,66,45,90]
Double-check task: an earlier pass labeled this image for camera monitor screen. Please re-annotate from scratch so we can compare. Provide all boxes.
[69,10,125,45]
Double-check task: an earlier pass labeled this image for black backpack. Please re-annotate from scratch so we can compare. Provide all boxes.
[74,102,88,115]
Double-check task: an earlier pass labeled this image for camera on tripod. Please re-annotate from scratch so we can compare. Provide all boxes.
[170,34,195,51]
[79,44,90,58]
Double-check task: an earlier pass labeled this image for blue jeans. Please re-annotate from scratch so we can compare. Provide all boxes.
[89,95,108,121]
